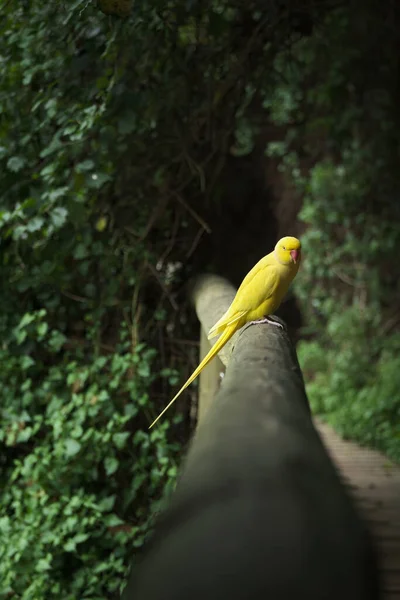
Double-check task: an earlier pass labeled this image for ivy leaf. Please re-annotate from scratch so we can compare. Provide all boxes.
[88,172,111,189]
[19,312,36,328]
[37,322,48,338]
[105,514,124,527]
[76,159,95,173]
[65,439,82,457]
[40,135,63,158]
[112,432,130,449]
[74,243,88,259]
[98,495,116,512]
[48,187,69,202]
[51,207,68,228]
[21,356,35,370]
[27,216,45,232]
[36,557,52,572]
[48,331,67,351]
[104,457,119,475]
[7,156,26,172]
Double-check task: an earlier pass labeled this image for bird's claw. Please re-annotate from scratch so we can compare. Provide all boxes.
[248,316,284,329]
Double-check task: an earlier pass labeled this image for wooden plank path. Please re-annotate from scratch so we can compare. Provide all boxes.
[316,420,400,600]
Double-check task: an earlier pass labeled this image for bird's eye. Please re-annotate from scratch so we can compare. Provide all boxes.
[283,246,286,250]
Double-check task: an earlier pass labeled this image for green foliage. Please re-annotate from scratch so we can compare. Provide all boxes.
[0,314,182,600]
[299,318,400,461]
[0,1,188,597]
[263,6,400,461]
[2,0,400,597]
[3,0,325,595]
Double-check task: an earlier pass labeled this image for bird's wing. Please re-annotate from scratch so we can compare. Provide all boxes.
[208,309,248,339]
[232,258,280,312]
[208,259,280,338]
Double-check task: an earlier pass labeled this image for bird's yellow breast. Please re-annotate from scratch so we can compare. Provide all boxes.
[247,263,295,320]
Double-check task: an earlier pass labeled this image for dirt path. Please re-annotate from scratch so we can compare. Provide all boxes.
[316,420,400,600]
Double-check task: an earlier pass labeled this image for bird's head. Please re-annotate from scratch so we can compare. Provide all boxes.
[274,236,301,265]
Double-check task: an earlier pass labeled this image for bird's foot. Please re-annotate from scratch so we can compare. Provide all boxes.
[248,315,284,329]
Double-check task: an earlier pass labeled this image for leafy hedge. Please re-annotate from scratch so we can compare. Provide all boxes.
[262,5,400,461]
[1,1,399,599]
[0,1,186,597]
[0,0,335,597]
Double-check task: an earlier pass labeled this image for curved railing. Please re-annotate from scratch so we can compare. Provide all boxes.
[123,274,380,600]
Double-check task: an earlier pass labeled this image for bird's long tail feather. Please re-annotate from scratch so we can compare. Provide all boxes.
[208,310,246,340]
[148,323,238,429]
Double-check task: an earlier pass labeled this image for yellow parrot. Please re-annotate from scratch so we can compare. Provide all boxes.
[149,236,301,429]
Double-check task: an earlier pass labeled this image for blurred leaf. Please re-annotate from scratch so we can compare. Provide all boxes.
[104,456,119,475]
[65,439,82,456]
[7,157,26,172]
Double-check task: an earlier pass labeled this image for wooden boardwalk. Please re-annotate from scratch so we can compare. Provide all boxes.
[316,420,400,600]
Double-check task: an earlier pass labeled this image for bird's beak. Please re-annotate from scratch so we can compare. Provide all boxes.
[290,249,299,264]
